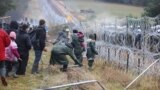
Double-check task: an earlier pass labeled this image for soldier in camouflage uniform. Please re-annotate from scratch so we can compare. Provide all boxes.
[86,34,98,70]
[53,26,70,44]
[49,43,82,72]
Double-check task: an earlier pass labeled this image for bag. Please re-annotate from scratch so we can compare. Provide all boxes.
[28,28,38,45]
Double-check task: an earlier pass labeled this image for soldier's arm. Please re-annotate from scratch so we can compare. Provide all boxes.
[68,50,81,65]
[68,50,77,61]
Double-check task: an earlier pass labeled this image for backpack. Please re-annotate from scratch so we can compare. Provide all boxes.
[28,28,38,45]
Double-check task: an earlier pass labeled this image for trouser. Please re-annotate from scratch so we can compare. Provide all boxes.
[50,51,68,70]
[5,61,12,76]
[6,61,19,76]
[49,50,56,65]
[75,53,83,64]
[32,50,43,73]
[0,61,6,77]
[17,53,29,75]
[88,60,94,68]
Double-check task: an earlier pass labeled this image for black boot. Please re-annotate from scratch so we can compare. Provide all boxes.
[31,63,39,74]
[1,77,8,86]
[60,64,68,72]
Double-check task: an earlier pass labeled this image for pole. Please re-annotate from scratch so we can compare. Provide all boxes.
[38,80,106,90]
[124,59,159,90]
[126,51,129,73]
[108,48,110,62]
[138,58,141,74]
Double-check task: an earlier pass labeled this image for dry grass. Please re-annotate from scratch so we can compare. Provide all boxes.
[66,0,144,19]
[0,28,159,90]
[0,44,159,90]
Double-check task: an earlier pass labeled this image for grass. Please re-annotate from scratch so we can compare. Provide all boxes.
[66,0,144,19]
[1,0,159,89]
[0,42,160,90]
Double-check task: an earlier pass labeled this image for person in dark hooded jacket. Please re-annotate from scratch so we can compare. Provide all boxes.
[49,43,82,72]
[16,24,32,75]
[31,19,46,74]
[71,30,85,64]
[6,21,19,34]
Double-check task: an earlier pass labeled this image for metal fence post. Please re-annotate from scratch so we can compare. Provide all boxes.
[126,51,129,73]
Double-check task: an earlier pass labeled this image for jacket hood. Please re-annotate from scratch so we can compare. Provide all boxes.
[9,31,16,40]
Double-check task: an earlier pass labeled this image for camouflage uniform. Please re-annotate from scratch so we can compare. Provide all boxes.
[49,43,82,71]
[71,33,84,64]
[53,30,69,44]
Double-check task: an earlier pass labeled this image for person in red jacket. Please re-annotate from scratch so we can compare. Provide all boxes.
[0,23,11,86]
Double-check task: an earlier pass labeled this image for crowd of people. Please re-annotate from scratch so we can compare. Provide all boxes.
[0,19,98,86]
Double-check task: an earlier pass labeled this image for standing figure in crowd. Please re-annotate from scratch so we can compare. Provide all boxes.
[31,19,46,74]
[16,24,32,75]
[0,23,11,86]
[86,34,98,70]
[71,30,85,64]
[5,31,21,78]
[49,43,82,72]
[6,21,19,34]
[135,29,142,49]
[53,26,70,44]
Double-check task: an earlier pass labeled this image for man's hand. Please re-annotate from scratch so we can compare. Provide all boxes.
[18,58,22,61]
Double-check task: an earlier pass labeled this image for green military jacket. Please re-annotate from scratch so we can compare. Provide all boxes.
[52,43,77,60]
[86,39,98,60]
[71,34,84,54]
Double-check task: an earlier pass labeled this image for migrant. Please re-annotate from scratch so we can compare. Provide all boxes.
[86,34,98,70]
[0,22,11,86]
[5,32,21,78]
[31,19,47,74]
[16,24,32,75]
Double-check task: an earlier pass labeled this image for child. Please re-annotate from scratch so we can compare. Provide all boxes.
[5,31,21,78]
[86,34,98,70]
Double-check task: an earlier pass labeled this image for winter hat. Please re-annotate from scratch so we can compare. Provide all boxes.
[73,29,78,33]
[9,31,16,40]
[89,34,95,39]
[10,21,19,29]
[65,28,70,32]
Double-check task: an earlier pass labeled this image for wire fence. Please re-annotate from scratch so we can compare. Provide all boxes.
[81,16,160,75]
